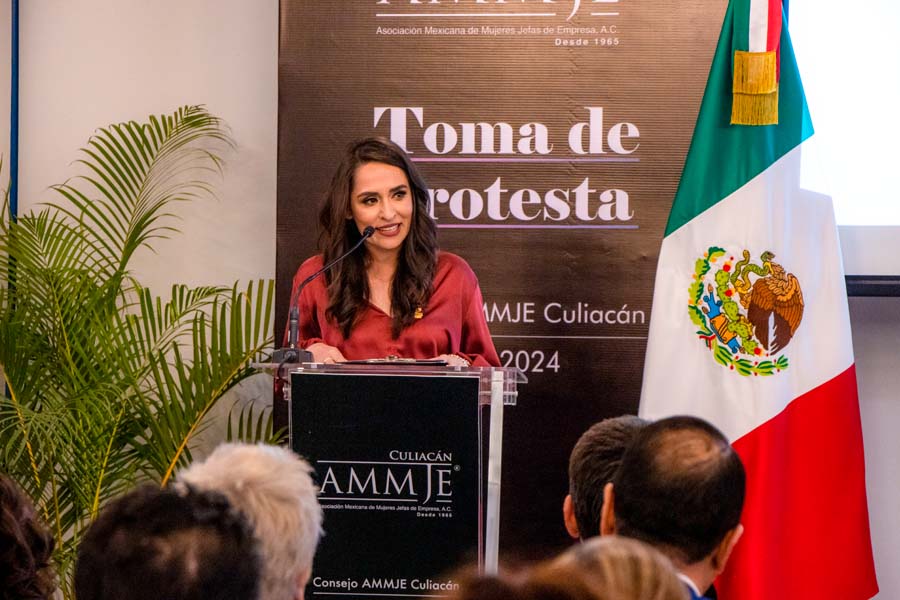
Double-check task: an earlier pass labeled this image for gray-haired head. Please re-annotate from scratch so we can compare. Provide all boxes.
[179,443,323,600]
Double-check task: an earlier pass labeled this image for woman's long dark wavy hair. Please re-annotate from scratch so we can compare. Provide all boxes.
[318,137,438,339]
[0,475,56,599]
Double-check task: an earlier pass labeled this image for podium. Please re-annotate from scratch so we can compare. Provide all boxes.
[276,362,524,599]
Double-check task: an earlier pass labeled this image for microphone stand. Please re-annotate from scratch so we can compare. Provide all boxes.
[270,227,376,439]
[272,226,375,365]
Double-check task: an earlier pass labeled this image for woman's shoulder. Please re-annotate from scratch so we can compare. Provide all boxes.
[437,251,474,272]
[436,251,478,284]
[294,255,325,280]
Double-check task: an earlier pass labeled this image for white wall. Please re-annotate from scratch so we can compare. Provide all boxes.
[792,0,900,276]
[1,0,11,171]
[16,0,278,290]
[850,297,900,599]
[12,0,279,463]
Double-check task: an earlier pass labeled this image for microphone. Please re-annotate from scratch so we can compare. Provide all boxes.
[287,306,299,349]
[273,226,376,363]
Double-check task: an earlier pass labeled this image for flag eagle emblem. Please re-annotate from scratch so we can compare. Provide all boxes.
[689,246,803,376]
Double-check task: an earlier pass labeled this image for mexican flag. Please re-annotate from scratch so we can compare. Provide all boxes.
[639,0,878,598]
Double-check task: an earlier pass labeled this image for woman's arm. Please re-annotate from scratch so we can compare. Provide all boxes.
[458,274,501,367]
[287,256,347,362]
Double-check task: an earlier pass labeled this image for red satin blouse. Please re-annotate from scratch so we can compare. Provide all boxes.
[289,251,500,367]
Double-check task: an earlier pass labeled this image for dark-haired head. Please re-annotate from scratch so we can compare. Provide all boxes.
[74,484,260,600]
[0,475,56,600]
[318,137,438,338]
[610,415,745,565]
[566,415,648,539]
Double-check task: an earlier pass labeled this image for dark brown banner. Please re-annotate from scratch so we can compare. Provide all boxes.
[278,0,724,558]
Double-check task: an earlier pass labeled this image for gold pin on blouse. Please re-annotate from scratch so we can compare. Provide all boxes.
[414,306,424,319]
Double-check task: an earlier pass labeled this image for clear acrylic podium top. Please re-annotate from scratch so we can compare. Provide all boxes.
[254,362,526,405]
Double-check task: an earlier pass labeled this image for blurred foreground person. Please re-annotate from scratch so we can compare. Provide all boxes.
[0,474,56,600]
[449,535,686,600]
[178,443,323,600]
[548,536,688,600]
[75,484,260,600]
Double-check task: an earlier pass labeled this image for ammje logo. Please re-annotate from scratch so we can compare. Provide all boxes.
[318,457,454,505]
[375,0,591,22]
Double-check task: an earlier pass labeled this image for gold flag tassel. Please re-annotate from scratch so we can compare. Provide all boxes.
[731,50,778,125]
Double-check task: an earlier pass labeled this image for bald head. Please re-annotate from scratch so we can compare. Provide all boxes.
[611,416,745,565]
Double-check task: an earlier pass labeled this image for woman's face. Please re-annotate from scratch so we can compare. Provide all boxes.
[348,161,414,260]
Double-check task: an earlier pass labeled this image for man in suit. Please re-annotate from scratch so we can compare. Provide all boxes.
[563,415,648,540]
[600,415,745,600]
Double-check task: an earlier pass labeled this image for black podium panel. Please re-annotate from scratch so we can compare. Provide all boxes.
[292,371,481,599]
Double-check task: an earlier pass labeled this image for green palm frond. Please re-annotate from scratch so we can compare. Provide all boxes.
[134,280,274,483]
[0,107,274,598]
[226,401,279,444]
[49,106,232,271]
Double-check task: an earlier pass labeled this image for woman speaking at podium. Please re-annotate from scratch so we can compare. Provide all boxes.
[288,137,500,367]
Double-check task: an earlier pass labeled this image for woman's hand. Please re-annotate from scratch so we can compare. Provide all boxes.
[306,342,347,364]
[435,354,471,367]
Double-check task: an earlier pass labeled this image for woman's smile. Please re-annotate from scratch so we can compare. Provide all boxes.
[349,161,414,258]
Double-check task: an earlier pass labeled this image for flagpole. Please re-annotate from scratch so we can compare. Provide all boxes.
[10,0,19,220]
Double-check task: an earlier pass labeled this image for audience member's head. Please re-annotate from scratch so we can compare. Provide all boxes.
[601,416,745,594]
[0,475,56,600]
[547,536,688,600]
[74,484,260,600]
[178,443,323,600]
[564,415,648,540]
[446,569,533,600]
[449,536,686,600]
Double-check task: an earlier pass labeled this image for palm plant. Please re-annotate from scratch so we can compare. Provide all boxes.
[0,106,275,597]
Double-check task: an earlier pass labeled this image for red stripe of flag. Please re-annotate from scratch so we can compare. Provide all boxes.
[768,0,783,79]
[766,0,782,52]
[718,364,878,599]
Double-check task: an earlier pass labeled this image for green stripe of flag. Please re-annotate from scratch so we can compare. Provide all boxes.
[732,0,751,51]
[664,1,814,237]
